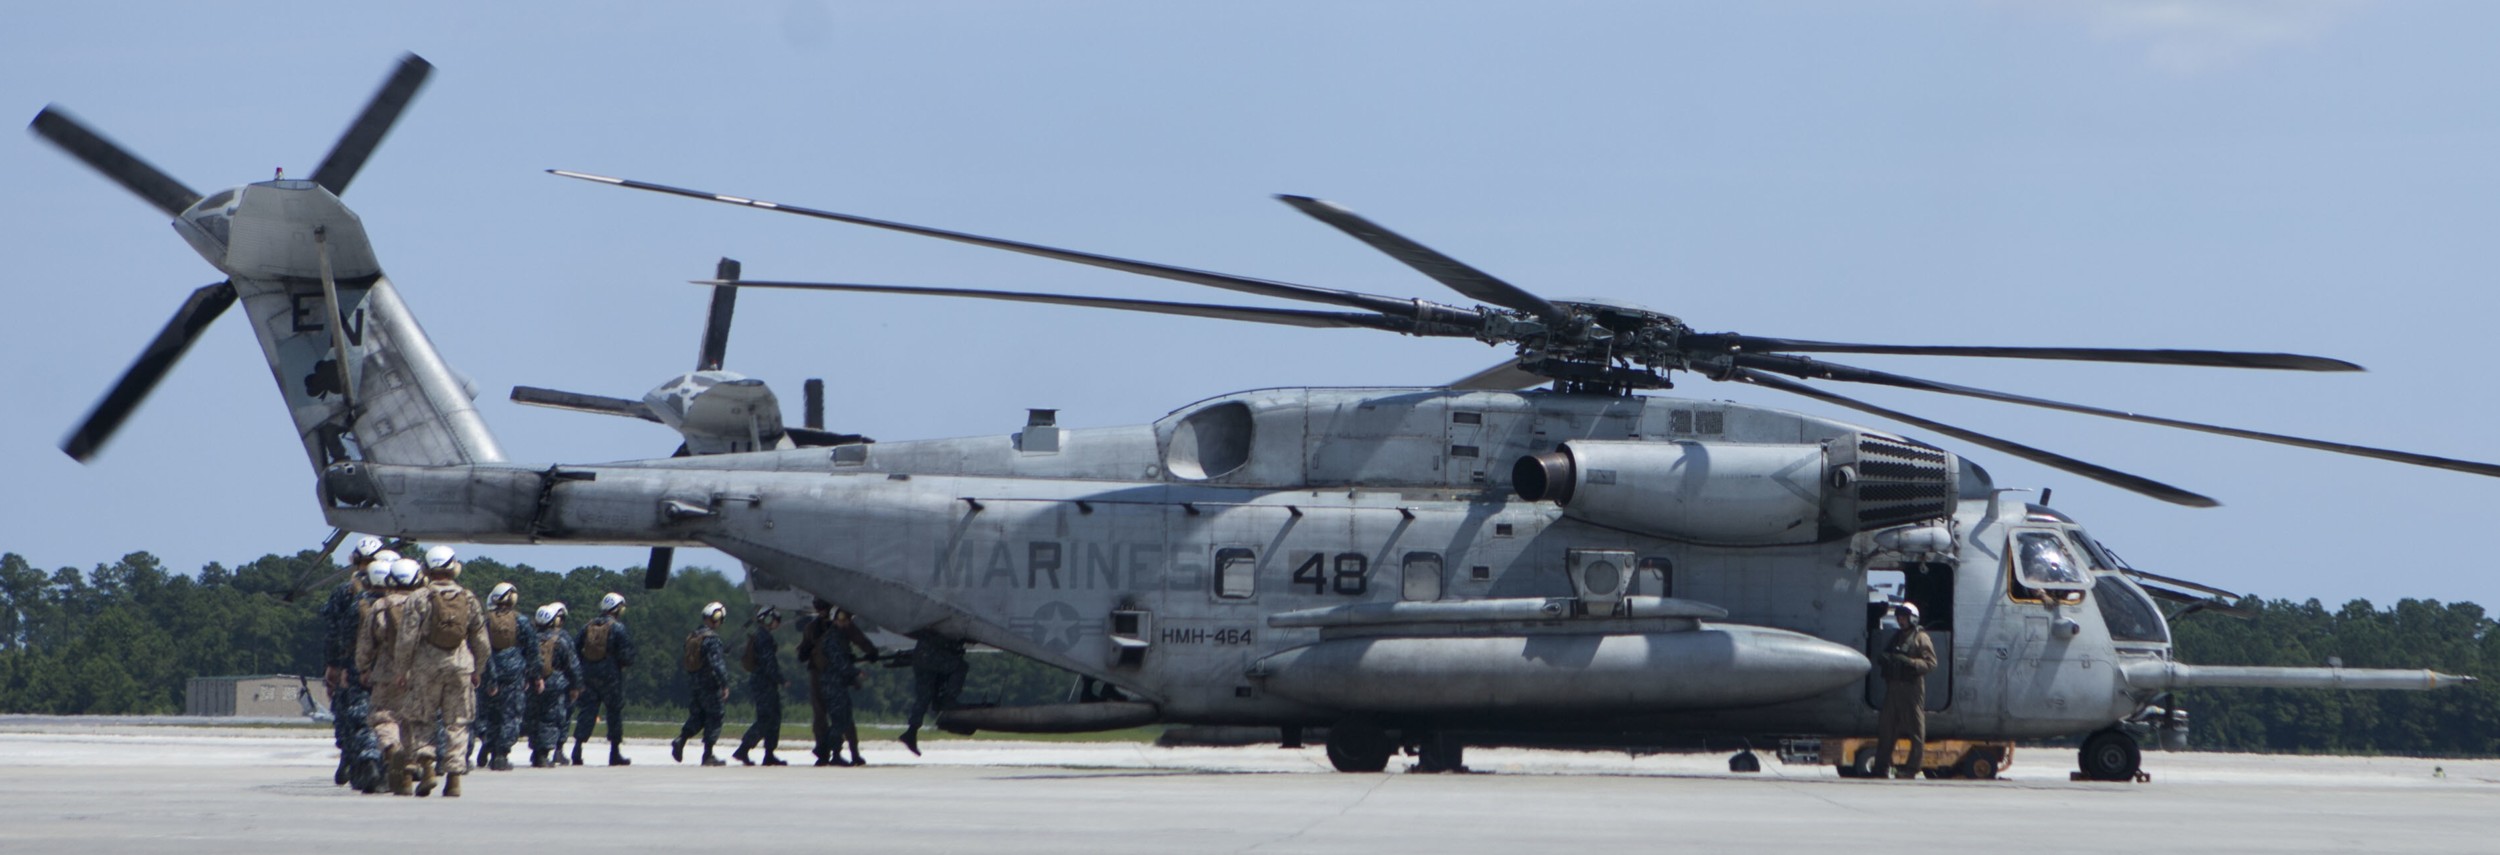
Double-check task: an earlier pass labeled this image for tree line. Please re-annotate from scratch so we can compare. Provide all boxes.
[0,551,1073,723]
[2,549,2495,755]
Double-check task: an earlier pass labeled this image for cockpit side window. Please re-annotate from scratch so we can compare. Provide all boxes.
[2092,574,2169,644]
[2011,530,2088,594]
[2065,530,2116,571]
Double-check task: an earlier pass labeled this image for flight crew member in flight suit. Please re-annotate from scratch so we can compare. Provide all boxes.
[899,629,968,756]
[398,546,491,798]
[355,555,422,795]
[730,605,790,766]
[321,537,387,789]
[527,602,582,768]
[572,592,638,766]
[1870,601,1937,780]
[672,601,733,766]
[474,581,542,772]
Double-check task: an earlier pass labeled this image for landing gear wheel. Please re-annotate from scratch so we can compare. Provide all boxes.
[1957,752,1999,781]
[1837,747,1880,779]
[1414,733,1467,773]
[1729,750,1761,774]
[1324,718,1393,773]
[2078,729,2141,782]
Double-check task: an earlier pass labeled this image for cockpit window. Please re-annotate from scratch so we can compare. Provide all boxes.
[2065,530,2115,570]
[2014,530,2087,590]
[2093,574,2169,644]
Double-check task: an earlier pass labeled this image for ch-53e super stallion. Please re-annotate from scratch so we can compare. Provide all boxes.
[39,54,2479,782]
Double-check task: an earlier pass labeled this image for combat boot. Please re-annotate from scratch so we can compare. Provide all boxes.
[762,752,788,766]
[530,748,548,768]
[701,747,727,767]
[443,773,462,798]
[671,735,687,763]
[415,762,438,797]
[490,750,513,772]
[569,739,584,766]
[899,727,921,756]
[334,754,350,786]
[732,747,754,766]
[387,763,412,796]
[608,743,632,766]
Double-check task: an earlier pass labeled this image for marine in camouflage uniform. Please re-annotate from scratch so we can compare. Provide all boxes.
[730,607,789,766]
[899,630,967,756]
[318,568,379,790]
[571,596,638,766]
[396,558,490,797]
[355,559,423,795]
[527,605,582,767]
[672,603,732,766]
[475,585,542,772]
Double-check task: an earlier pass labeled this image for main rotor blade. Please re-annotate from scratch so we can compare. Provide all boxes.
[310,53,433,196]
[549,170,1486,327]
[509,386,662,423]
[695,279,1425,332]
[1448,358,1548,391]
[1697,335,2361,372]
[29,107,202,218]
[1732,367,2219,507]
[1277,195,1566,324]
[1731,352,2500,479]
[63,281,238,462]
[698,257,740,371]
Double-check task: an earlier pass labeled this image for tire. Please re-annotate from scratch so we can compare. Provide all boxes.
[2078,729,2141,782]
[1838,747,1880,779]
[1729,751,1761,774]
[1325,718,1393,773]
[1414,734,1466,773]
[1958,752,1999,781]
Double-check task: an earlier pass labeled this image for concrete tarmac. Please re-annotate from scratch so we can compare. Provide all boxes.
[1,718,2492,854]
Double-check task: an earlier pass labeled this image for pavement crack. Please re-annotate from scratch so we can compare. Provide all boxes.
[1234,773,1396,854]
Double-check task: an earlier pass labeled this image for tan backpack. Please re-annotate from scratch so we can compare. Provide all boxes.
[537,633,561,678]
[582,618,613,663]
[424,587,476,651]
[681,629,707,673]
[486,609,519,651]
[740,634,761,673]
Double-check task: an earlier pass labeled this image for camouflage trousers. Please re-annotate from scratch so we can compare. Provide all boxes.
[809,669,856,760]
[735,681,783,756]
[366,680,409,766]
[476,667,528,755]
[906,666,966,731]
[527,683,573,754]
[573,677,626,744]
[328,679,374,754]
[401,662,479,775]
[677,680,725,746]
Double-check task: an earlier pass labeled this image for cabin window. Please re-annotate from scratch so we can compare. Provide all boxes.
[1214,547,1257,600]
[1401,552,1444,601]
[2092,575,2169,644]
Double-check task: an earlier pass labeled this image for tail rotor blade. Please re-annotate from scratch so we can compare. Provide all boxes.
[698,258,740,371]
[310,53,433,196]
[29,107,202,217]
[63,281,238,462]
[644,546,674,590]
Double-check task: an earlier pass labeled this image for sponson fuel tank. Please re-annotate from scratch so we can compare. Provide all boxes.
[1249,622,1870,715]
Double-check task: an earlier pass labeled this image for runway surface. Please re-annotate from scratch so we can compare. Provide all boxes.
[2,717,2491,854]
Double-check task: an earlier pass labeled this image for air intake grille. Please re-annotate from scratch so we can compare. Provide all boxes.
[1856,436,1955,529]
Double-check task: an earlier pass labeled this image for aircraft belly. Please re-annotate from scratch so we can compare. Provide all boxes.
[1252,625,1869,715]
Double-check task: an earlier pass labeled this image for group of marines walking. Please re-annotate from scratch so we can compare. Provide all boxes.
[318,538,966,796]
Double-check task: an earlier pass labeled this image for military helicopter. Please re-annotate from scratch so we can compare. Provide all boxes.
[38,54,2478,782]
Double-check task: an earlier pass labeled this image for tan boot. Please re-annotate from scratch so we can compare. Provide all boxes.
[415,762,438,797]
[384,747,412,796]
[443,773,462,798]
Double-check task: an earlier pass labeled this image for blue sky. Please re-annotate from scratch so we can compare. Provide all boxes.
[7,1,2498,612]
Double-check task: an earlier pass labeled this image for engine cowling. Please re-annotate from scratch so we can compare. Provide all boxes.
[1513,436,1955,545]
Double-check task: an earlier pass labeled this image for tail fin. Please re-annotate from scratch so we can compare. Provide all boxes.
[233,263,504,470]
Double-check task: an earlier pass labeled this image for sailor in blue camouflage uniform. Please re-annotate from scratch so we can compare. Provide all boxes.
[802,602,876,766]
[474,582,541,771]
[899,630,968,756]
[730,605,789,766]
[672,601,733,766]
[571,592,637,766]
[319,538,390,791]
[527,602,581,767]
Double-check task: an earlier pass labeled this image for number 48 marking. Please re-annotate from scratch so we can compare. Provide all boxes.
[1292,552,1368,596]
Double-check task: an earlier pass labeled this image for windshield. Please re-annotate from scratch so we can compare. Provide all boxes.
[2093,573,2169,644]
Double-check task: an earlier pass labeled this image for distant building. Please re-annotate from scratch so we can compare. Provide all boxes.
[184,675,329,719]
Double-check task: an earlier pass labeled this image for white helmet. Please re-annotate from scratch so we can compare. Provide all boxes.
[489,582,518,607]
[1893,601,1921,622]
[533,604,561,628]
[365,561,393,587]
[599,592,626,614]
[423,545,458,572]
[352,536,385,560]
[550,602,569,622]
[387,558,423,588]
[371,549,400,566]
[753,604,779,623]
[701,601,727,622]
